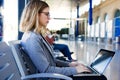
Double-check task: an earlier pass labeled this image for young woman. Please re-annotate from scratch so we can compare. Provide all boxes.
[20,0,90,77]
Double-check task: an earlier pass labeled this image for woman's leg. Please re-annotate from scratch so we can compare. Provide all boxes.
[53,43,73,60]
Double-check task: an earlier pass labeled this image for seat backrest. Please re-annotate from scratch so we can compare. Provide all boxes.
[9,40,39,78]
[0,42,21,80]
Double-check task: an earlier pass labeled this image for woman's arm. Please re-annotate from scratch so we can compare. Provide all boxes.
[22,33,77,76]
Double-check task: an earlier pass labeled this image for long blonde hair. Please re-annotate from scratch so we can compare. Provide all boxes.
[19,0,49,35]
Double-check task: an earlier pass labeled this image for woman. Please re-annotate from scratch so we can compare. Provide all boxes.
[20,0,90,77]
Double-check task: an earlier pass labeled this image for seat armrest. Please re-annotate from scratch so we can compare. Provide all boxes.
[21,73,72,80]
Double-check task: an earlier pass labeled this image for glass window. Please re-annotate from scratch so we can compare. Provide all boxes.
[104,13,109,22]
[114,9,120,18]
[96,16,100,23]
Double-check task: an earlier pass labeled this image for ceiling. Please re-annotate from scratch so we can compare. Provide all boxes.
[44,0,89,17]
[45,0,88,8]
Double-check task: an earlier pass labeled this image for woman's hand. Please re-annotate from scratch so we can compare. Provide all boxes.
[75,63,91,73]
[69,62,79,67]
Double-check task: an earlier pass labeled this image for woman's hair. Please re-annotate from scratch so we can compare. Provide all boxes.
[19,0,49,34]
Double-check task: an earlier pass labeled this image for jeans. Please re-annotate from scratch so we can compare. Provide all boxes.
[53,43,72,60]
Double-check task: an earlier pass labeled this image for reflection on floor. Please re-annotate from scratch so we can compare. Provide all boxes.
[55,39,120,80]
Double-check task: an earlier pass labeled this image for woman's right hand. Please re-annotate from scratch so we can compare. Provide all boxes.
[75,63,91,73]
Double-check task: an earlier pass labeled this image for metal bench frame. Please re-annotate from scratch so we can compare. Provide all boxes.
[0,42,21,80]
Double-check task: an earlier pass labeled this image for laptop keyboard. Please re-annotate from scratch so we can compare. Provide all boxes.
[81,72,92,74]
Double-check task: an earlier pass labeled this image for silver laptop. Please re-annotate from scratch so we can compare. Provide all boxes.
[74,49,115,76]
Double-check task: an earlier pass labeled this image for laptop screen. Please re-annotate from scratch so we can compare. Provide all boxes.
[90,49,115,74]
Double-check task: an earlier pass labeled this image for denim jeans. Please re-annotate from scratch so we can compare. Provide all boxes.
[53,43,72,60]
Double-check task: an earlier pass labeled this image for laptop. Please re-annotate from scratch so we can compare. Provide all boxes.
[74,49,115,76]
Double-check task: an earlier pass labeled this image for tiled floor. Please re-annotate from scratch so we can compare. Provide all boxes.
[55,39,120,80]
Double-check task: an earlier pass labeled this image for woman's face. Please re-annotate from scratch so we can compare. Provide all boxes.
[39,7,50,27]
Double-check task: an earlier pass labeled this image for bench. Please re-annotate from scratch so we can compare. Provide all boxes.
[0,40,107,80]
[8,40,72,80]
[0,42,21,80]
